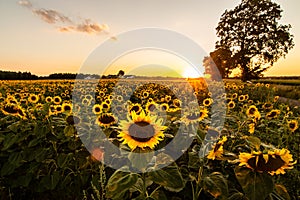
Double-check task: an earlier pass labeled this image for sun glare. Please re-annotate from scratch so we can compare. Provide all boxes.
[182,67,202,78]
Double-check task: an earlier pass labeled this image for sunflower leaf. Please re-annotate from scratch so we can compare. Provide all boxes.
[106,168,139,199]
[235,166,274,200]
[245,136,261,151]
[202,172,228,199]
[147,164,185,192]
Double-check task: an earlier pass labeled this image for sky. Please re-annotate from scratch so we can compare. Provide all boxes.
[0,0,299,77]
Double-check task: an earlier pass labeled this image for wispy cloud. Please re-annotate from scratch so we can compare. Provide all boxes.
[18,0,114,37]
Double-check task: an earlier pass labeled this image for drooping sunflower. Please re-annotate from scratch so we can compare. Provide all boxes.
[238,148,295,175]
[96,113,118,128]
[274,96,280,102]
[1,103,20,116]
[207,136,227,160]
[28,94,39,104]
[118,110,166,150]
[266,109,280,119]
[287,120,298,132]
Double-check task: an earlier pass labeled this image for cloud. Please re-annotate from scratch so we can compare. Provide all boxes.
[32,9,72,24]
[18,0,32,8]
[18,0,113,36]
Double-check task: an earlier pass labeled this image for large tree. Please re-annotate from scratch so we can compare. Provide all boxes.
[203,47,235,80]
[216,0,294,81]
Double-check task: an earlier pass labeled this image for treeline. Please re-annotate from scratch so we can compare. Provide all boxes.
[0,71,125,80]
[0,71,38,80]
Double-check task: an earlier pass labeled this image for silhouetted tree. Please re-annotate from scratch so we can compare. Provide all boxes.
[117,70,125,77]
[216,0,294,81]
[203,48,234,79]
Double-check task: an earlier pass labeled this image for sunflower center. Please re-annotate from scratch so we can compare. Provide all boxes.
[4,105,19,114]
[249,107,256,115]
[289,123,295,129]
[98,114,115,124]
[247,154,285,172]
[128,121,155,142]
[187,113,200,120]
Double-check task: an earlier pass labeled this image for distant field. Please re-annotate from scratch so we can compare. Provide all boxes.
[252,79,300,86]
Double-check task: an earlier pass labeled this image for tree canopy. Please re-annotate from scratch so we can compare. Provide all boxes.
[215,0,294,81]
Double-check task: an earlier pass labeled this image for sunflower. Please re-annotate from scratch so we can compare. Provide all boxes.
[45,96,52,103]
[246,105,261,119]
[262,102,273,110]
[227,100,235,109]
[118,110,166,150]
[274,96,279,102]
[249,123,255,134]
[160,103,169,112]
[54,105,63,114]
[62,103,72,113]
[53,96,62,105]
[82,98,91,106]
[1,103,20,116]
[266,109,280,119]
[129,103,142,114]
[203,98,213,106]
[28,94,39,104]
[96,113,118,128]
[92,104,102,115]
[165,95,172,102]
[207,136,227,160]
[145,102,159,113]
[287,120,298,132]
[173,99,181,108]
[238,148,295,175]
[232,93,238,99]
[182,107,209,125]
[238,95,245,102]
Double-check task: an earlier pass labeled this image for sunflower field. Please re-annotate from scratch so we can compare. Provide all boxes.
[0,79,299,200]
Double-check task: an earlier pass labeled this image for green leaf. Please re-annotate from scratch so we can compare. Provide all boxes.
[106,168,139,200]
[150,189,168,200]
[2,133,18,151]
[274,184,290,200]
[228,192,245,200]
[64,125,76,136]
[245,136,261,150]
[57,153,73,168]
[1,162,17,176]
[8,152,23,166]
[40,171,60,190]
[148,165,185,192]
[235,166,274,200]
[203,172,228,199]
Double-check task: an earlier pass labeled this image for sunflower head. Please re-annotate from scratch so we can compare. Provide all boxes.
[266,109,280,119]
[207,136,227,160]
[28,94,39,104]
[62,103,73,113]
[288,120,298,132]
[239,149,295,175]
[96,113,118,128]
[118,110,166,150]
[227,101,235,109]
[246,105,261,119]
